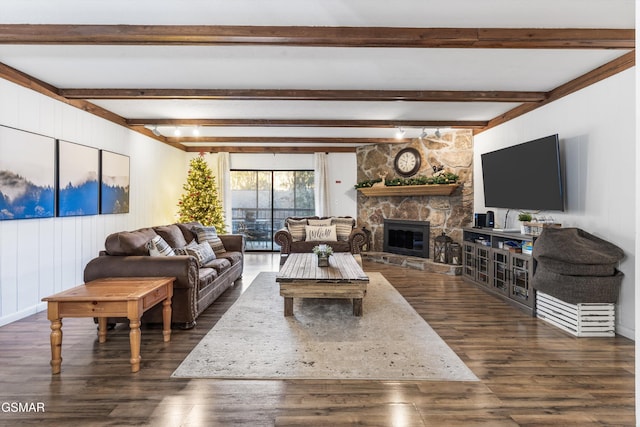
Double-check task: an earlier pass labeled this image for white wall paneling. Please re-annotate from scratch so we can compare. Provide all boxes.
[0,79,186,326]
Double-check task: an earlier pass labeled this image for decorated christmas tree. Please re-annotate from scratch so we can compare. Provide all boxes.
[177,153,226,233]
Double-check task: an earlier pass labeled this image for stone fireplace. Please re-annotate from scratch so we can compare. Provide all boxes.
[383,219,430,258]
[356,130,474,259]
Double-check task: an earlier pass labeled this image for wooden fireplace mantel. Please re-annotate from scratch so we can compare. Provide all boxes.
[357,184,460,197]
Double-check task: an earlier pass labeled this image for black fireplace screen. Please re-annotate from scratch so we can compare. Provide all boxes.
[383,219,430,258]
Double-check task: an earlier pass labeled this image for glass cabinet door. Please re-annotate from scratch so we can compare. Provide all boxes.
[462,242,476,280]
[491,249,510,294]
[475,246,490,285]
[509,253,534,307]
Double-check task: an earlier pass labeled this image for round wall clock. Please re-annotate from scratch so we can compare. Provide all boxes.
[394,147,421,177]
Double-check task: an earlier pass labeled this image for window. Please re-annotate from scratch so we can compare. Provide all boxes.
[231,170,314,251]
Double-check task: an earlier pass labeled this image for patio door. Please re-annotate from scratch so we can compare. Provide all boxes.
[231,170,314,251]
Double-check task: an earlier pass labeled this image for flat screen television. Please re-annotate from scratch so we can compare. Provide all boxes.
[481,134,564,211]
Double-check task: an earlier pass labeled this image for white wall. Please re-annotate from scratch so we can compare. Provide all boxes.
[474,68,635,339]
[635,11,639,418]
[0,79,187,326]
[324,153,358,218]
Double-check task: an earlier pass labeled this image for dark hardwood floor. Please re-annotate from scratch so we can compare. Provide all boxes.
[0,253,634,426]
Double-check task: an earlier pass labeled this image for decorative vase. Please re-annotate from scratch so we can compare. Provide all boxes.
[317,254,330,267]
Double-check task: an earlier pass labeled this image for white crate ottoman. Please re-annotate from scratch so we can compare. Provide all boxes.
[536,291,615,337]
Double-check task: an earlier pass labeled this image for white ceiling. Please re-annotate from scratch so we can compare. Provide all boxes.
[1,1,634,27]
[0,0,635,151]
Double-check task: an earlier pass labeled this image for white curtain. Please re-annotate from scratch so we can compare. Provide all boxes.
[217,152,232,233]
[314,152,330,217]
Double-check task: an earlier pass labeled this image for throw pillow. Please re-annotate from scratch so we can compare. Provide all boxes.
[154,224,188,248]
[332,217,355,241]
[175,241,216,267]
[194,226,226,255]
[308,218,332,226]
[305,225,337,242]
[286,218,308,242]
[146,235,175,257]
[173,240,198,255]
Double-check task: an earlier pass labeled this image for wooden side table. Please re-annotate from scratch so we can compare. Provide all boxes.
[41,277,175,374]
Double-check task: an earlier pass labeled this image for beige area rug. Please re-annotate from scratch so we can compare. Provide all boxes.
[172,272,478,381]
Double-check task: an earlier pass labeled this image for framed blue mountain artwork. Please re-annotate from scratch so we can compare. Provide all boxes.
[0,126,55,221]
[100,150,130,214]
[57,140,99,217]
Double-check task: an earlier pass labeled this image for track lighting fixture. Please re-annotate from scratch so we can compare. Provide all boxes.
[174,127,181,136]
[151,126,161,137]
[419,128,427,140]
[435,128,441,138]
[395,127,405,140]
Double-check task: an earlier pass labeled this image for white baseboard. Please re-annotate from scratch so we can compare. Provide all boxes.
[615,324,635,340]
[0,302,47,327]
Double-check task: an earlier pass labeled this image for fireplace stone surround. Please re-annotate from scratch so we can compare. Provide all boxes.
[356,130,474,259]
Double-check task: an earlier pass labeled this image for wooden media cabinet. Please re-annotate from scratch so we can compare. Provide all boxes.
[462,227,538,315]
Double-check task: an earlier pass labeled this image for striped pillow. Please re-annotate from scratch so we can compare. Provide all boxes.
[308,218,332,226]
[181,242,216,267]
[173,239,198,256]
[194,226,226,255]
[332,217,355,241]
[147,235,175,257]
[286,219,308,242]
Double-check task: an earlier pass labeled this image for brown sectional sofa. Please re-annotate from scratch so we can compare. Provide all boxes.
[83,221,244,328]
[273,216,366,264]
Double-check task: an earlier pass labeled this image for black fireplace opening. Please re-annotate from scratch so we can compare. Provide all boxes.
[383,219,430,258]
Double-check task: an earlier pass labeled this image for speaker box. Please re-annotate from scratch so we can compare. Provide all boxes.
[486,210,495,228]
[474,213,487,228]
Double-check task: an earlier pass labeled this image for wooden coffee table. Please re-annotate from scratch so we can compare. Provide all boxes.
[41,277,175,374]
[276,253,369,316]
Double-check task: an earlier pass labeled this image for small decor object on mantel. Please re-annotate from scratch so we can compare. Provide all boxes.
[312,244,333,267]
[393,147,422,177]
[354,172,459,189]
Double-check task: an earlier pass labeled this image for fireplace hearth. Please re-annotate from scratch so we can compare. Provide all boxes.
[383,219,430,258]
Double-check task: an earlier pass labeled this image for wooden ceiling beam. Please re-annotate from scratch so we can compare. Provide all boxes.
[186,145,357,153]
[129,119,488,129]
[0,25,633,49]
[169,137,412,144]
[61,88,546,103]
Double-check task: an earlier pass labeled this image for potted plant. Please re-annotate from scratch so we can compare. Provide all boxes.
[518,212,532,234]
[312,244,333,267]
